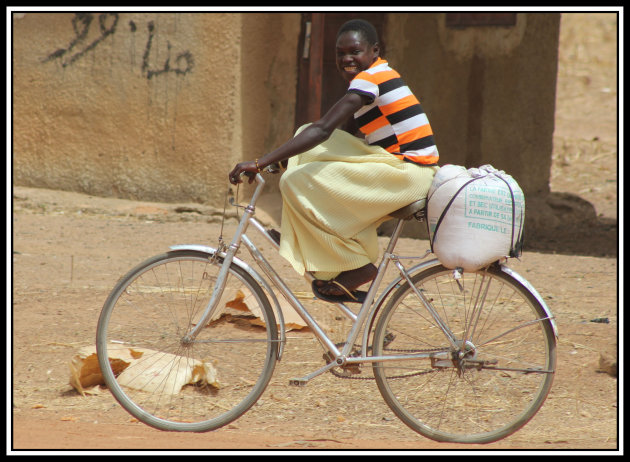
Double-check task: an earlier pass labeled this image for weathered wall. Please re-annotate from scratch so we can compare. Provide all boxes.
[386,12,560,197]
[13,11,560,221]
[239,13,302,196]
[12,12,300,204]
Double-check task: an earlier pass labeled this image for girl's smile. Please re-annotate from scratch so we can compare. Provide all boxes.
[335,31,379,82]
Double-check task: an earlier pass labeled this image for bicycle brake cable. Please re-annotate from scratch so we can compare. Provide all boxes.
[217,182,234,254]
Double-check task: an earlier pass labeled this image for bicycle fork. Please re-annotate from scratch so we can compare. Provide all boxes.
[181,247,236,344]
[182,178,267,344]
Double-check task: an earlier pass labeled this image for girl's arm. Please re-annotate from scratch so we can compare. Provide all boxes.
[229,92,366,184]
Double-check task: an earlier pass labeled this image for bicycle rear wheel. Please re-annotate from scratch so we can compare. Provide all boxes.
[372,263,556,443]
[96,250,278,432]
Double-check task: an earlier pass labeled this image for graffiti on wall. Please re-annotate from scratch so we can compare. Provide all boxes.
[43,13,194,80]
[138,20,194,80]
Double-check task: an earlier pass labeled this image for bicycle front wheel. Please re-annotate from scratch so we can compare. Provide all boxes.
[96,250,278,432]
[372,263,556,444]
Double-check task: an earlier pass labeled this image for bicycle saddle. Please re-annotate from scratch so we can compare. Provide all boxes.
[388,198,427,220]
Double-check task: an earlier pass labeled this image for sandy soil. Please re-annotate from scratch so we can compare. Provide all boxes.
[10,13,620,454]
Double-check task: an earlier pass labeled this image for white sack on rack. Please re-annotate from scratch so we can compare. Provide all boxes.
[427,164,525,272]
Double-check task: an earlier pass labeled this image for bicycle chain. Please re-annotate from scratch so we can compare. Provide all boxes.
[323,341,443,381]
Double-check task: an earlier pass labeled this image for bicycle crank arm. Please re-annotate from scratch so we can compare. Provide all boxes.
[288,361,338,386]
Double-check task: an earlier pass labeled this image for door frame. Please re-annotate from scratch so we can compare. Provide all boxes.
[294,13,386,131]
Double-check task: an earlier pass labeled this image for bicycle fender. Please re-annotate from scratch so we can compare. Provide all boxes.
[499,265,559,339]
[169,244,286,359]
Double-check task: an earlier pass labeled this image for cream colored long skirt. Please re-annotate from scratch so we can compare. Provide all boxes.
[278,127,438,280]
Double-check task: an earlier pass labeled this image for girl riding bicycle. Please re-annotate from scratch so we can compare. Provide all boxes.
[229,19,439,304]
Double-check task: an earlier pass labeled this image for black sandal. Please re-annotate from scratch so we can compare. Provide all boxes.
[311,279,367,304]
[267,229,281,245]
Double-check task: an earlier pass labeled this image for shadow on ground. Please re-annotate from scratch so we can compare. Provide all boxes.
[524,192,618,258]
[525,217,617,258]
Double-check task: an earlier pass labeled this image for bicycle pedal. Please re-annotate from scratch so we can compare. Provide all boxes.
[288,378,308,387]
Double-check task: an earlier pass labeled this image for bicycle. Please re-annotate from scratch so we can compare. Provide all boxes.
[96,170,557,444]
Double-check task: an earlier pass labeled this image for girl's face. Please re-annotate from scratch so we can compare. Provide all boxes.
[335,31,379,82]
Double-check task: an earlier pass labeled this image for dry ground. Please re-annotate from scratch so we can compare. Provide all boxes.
[10,13,620,454]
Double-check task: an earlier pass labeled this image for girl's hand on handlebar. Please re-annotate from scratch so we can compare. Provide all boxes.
[229,161,258,185]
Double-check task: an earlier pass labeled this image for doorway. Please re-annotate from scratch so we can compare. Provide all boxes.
[294,13,386,130]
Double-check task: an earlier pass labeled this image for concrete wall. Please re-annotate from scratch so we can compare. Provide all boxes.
[12,12,300,204]
[12,12,559,212]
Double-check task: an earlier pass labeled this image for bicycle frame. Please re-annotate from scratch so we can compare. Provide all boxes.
[174,173,556,385]
[96,170,558,441]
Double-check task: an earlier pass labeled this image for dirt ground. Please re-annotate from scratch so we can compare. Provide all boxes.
[9,13,620,454]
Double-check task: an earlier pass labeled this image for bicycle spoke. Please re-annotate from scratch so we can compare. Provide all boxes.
[97,250,278,432]
[372,264,556,443]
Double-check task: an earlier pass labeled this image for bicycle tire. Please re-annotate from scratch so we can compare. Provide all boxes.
[96,249,279,432]
[372,263,556,444]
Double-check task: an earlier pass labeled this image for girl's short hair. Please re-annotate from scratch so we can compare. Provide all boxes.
[336,19,379,45]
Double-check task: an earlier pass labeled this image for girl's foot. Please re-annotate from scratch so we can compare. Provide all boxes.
[314,263,377,297]
[267,229,281,245]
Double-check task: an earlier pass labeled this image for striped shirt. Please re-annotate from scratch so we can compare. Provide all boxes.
[347,58,439,165]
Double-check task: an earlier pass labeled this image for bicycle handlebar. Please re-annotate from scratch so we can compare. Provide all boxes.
[240,161,282,182]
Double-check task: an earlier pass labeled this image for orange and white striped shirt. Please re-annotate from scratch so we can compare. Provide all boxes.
[347,58,439,165]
